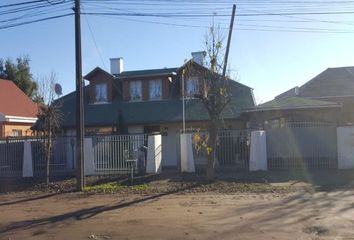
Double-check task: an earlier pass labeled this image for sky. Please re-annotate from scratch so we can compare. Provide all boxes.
[2,0,354,104]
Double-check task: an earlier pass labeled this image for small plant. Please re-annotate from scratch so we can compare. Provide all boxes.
[83,182,149,193]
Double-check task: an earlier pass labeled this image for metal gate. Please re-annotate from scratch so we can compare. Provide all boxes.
[180,129,251,170]
[267,124,337,170]
[92,134,147,174]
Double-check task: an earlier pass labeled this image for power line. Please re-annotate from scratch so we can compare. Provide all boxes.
[0,13,73,30]
[83,8,107,68]
[0,0,47,9]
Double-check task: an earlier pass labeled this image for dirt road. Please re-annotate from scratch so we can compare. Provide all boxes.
[0,188,354,240]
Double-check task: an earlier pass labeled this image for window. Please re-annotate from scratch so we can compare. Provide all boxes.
[186,77,199,97]
[149,79,162,100]
[95,83,107,103]
[12,129,22,137]
[130,80,142,101]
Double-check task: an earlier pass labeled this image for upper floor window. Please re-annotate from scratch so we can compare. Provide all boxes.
[95,83,107,103]
[130,80,142,101]
[186,77,199,97]
[149,79,162,100]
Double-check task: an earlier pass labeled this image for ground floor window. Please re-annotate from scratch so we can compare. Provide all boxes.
[11,129,22,137]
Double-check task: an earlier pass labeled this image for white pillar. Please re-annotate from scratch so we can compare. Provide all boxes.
[180,133,195,173]
[337,127,354,169]
[22,141,33,177]
[249,130,267,171]
[84,138,95,175]
[66,138,76,169]
[146,134,162,174]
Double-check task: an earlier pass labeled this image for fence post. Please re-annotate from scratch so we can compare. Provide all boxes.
[146,134,162,174]
[249,130,267,171]
[84,137,95,176]
[337,127,354,169]
[180,133,195,173]
[66,138,76,169]
[22,141,33,177]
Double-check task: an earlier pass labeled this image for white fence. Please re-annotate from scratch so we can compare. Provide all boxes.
[0,134,163,177]
[91,134,147,174]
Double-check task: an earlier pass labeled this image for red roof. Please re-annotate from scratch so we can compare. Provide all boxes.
[0,79,38,118]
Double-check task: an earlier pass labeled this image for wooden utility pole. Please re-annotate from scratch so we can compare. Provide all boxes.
[74,0,84,190]
[222,4,236,77]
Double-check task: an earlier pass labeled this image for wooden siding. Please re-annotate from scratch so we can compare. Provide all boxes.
[122,77,171,101]
[88,71,115,103]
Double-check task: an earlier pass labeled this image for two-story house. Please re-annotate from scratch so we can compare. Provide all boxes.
[58,52,255,167]
[0,79,38,137]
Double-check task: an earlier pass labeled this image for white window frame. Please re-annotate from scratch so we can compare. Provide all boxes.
[95,83,108,103]
[149,79,162,100]
[12,129,22,137]
[129,80,142,101]
[186,77,199,98]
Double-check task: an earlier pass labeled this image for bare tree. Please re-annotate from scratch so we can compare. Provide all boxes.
[184,24,230,180]
[33,72,63,184]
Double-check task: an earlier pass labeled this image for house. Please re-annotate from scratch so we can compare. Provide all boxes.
[57,52,255,168]
[244,66,354,128]
[0,79,38,137]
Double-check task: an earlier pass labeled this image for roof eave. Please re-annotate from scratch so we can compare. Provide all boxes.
[244,104,342,113]
[117,72,177,80]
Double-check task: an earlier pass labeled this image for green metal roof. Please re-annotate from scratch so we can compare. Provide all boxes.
[278,67,354,99]
[247,96,341,112]
[58,80,255,128]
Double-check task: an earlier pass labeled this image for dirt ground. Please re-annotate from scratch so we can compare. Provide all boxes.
[1,173,354,240]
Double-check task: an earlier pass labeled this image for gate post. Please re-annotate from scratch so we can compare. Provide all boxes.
[249,130,267,171]
[22,141,33,177]
[180,133,195,173]
[146,134,162,174]
[84,137,95,176]
[337,127,354,169]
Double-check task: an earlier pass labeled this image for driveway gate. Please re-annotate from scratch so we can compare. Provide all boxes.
[266,123,337,170]
[181,129,251,170]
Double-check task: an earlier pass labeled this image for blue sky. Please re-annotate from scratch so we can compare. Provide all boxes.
[2,0,354,103]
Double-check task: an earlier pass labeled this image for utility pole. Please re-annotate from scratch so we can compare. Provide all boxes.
[222,4,236,77]
[74,0,84,190]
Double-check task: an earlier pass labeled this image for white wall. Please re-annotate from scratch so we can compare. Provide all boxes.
[22,141,33,177]
[337,127,354,169]
[161,124,179,167]
[146,134,162,174]
[249,130,267,171]
[180,133,195,172]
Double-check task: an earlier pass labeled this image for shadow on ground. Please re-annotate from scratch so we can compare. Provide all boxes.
[1,169,354,194]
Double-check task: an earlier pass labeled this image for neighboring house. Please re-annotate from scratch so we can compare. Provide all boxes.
[244,66,354,128]
[58,52,255,167]
[0,79,38,137]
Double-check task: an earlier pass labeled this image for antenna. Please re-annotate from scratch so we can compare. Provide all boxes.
[54,83,62,97]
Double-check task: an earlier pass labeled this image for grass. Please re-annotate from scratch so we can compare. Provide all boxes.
[83,182,149,193]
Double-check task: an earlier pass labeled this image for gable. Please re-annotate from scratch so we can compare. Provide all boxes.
[0,79,38,118]
[299,67,354,98]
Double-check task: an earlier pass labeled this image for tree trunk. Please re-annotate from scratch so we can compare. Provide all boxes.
[46,131,52,185]
[206,120,218,181]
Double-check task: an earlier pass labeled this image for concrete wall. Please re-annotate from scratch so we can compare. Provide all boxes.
[146,134,162,174]
[249,130,267,171]
[180,133,195,172]
[22,141,33,177]
[337,127,354,169]
[161,124,179,167]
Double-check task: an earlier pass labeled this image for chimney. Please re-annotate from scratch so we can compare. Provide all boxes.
[110,57,124,75]
[191,51,206,66]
